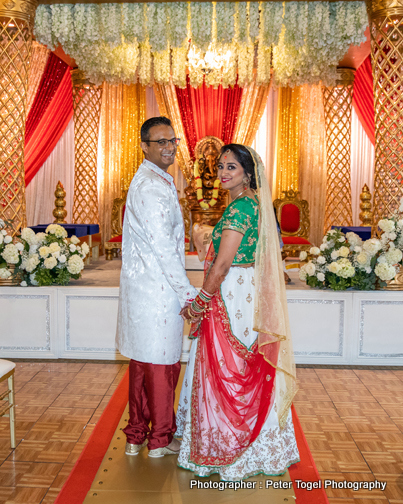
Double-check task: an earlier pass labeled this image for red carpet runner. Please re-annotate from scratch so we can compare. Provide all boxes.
[54,369,328,504]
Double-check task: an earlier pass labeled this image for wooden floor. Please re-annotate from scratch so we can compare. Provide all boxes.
[0,363,402,504]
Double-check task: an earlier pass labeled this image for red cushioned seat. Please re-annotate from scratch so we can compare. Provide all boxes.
[282,236,311,245]
[273,190,311,257]
[108,235,122,243]
[281,203,300,233]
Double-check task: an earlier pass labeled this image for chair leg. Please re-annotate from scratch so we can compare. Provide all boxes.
[105,249,113,260]
[8,373,16,449]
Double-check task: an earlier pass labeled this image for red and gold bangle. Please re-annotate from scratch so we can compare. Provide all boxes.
[190,288,214,316]
[187,306,201,320]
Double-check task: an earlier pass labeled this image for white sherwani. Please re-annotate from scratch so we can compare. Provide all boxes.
[116,159,198,365]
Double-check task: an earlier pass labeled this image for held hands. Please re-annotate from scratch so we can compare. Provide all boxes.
[180,288,214,322]
[180,303,191,320]
[180,303,202,322]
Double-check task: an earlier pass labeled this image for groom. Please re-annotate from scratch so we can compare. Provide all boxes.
[116,116,197,457]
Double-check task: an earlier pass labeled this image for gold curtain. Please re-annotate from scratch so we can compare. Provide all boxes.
[153,82,193,183]
[26,41,49,115]
[98,83,123,242]
[299,84,327,247]
[121,84,146,192]
[233,79,271,146]
[275,87,300,199]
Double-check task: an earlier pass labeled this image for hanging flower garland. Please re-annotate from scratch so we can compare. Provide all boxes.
[34,1,368,88]
[273,0,368,87]
[194,161,221,210]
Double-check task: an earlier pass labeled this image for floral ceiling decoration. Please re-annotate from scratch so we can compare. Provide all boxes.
[34,1,368,88]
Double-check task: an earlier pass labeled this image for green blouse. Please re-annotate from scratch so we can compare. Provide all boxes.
[211,196,259,265]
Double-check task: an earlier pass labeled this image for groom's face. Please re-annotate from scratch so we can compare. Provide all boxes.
[141,124,177,172]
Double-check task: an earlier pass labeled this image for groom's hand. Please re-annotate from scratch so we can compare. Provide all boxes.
[180,303,191,320]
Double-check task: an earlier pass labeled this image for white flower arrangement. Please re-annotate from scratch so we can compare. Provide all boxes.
[273,1,367,87]
[1,244,19,265]
[12,224,89,286]
[34,2,368,88]
[171,43,188,88]
[190,2,213,52]
[168,3,189,48]
[299,224,403,290]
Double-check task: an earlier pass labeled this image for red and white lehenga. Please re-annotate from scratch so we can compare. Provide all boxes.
[177,147,299,480]
[176,247,299,480]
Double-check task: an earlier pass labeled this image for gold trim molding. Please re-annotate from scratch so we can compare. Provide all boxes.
[38,0,358,3]
[0,0,38,27]
[366,0,403,19]
[335,67,356,86]
[71,68,94,88]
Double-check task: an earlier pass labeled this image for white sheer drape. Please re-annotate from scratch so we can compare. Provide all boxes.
[351,107,375,225]
[26,119,75,226]
[298,84,327,246]
[252,86,278,192]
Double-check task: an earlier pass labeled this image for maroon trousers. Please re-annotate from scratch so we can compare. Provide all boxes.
[123,359,181,450]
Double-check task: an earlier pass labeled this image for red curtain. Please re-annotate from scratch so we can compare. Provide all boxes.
[25,53,69,143]
[176,78,243,158]
[24,68,73,186]
[352,55,375,145]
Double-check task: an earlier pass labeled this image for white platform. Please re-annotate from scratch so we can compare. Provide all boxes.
[1,260,402,366]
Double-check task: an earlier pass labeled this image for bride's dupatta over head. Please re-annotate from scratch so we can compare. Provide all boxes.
[188,146,297,468]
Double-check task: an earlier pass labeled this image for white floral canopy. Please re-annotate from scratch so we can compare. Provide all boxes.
[34,1,368,87]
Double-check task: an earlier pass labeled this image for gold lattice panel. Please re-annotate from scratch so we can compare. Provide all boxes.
[322,71,354,233]
[72,71,102,224]
[369,8,403,232]
[0,16,32,235]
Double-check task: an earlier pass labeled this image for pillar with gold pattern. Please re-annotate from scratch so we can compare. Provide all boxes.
[367,0,403,232]
[71,69,102,224]
[0,0,37,235]
[322,68,355,233]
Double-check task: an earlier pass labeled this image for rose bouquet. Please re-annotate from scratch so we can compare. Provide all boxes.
[299,227,395,291]
[299,203,403,291]
[375,214,403,283]
[0,219,18,281]
[15,224,90,286]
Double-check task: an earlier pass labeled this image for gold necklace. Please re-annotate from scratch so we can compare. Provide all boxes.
[232,188,250,201]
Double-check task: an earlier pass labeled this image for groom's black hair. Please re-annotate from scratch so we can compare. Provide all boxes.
[220,144,257,190]
[141,116,173,142]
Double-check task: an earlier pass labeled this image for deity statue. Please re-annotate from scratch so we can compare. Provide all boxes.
[185,136,227,227]
[198,141,219,191]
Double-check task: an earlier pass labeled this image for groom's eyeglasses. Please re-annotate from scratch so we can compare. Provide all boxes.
[146,138,181,148]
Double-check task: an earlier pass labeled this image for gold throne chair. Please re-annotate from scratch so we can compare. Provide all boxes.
[105,192,127,260]
[273,190,312,257]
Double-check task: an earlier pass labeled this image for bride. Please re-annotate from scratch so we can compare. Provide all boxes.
[178,144,299,481]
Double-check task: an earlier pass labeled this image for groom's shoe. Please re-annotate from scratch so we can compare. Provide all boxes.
[125,440,147,456]
[148,438,180,458]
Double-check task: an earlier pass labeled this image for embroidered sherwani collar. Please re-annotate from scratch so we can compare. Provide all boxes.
[143,159,173,185]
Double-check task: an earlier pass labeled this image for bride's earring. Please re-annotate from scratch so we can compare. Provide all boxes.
[243,177,250,190]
